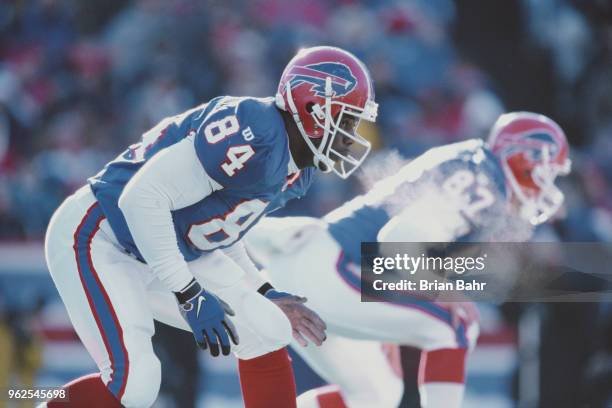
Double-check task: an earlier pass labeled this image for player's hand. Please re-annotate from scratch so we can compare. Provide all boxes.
[436,301,480,329]
[265,289,327,347]
[175,280,239,356]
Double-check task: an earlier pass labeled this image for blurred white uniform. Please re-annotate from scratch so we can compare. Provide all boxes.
[241,140,518,408]
[245,219,480,408]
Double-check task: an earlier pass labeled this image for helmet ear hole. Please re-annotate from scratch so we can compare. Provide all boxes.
[305,102,314,113]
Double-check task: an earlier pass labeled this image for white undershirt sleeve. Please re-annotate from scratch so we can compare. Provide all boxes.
[118,134,223,292]
[221,240,268,291]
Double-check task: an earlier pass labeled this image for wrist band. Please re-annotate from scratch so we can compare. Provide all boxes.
[257,282,274,296]
[174,279,201,304]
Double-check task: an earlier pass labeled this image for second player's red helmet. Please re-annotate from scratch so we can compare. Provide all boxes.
[275,46,378,178]
[488,112,571,225]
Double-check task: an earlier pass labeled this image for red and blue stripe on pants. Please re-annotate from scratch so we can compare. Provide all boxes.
[73,202,129,401]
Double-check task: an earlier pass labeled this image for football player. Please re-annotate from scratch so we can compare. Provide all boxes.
[239,112,571,408]
[42,46,378,408]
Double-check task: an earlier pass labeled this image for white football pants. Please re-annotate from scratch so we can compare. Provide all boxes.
[44,185,291,408]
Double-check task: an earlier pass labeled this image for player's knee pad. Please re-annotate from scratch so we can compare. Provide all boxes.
[120,351,161,408]
[232,290,292,360]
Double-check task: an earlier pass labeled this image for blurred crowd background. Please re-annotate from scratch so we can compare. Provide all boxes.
[0,0,611,407]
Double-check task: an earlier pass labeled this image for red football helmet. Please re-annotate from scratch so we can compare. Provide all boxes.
[488,112,571,225]
[275,46,378,178]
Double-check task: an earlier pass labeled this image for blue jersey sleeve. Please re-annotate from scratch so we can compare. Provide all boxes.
[193,98,288,193]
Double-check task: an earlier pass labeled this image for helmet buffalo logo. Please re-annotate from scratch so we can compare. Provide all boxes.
[502,131,560,161]
[288,62,357,97]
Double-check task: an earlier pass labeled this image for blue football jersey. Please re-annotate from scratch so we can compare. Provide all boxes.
[326,139,507,262]
[89,96,314,261]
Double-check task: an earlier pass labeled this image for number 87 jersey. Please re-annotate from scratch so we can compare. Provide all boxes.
[89,96,314,262]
